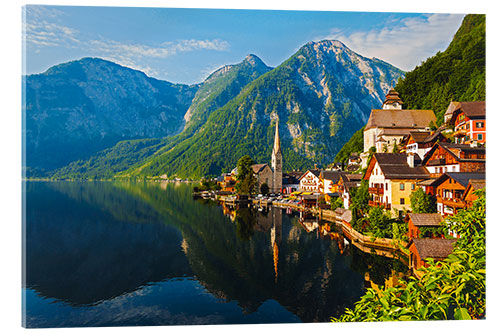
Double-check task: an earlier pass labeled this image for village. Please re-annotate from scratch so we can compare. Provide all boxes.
[197,88,486,277]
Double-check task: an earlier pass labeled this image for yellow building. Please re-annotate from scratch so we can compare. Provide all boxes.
[363,153,430,217]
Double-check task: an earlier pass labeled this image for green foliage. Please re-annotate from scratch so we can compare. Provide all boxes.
[235,155,257,195]
[392,222,409,241]
[349,180,370,228]
[392,141,398,154]
[410,188,437,213]
[198,178,220,191]
[260,182,270,195]
[330,196,344,211]
[333,126,364,164]
[234,208,257,241]
[120,42,403,179]
[395,14,485,125]
[51,138,167,180]
[366,207,393,238]
[332,190,485,322]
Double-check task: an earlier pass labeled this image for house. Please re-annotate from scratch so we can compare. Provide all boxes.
[282,171,302,194]
[348,153,362,166]
[217,173,236,192]
[406,213,444,239]
[402,129,449,160]
[407,238,456,270]
[363,153,430,216]
[463,179,486,208]
[319,170,344,195]
[430,172,485,217]
[251,164,273,191]
[337,173,363,209]
[363,89,436,153]
[445,101,486,144]
[421,142,485,176]
[299,170,322,193]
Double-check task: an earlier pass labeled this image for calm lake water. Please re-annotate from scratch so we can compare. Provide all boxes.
[23,181,406,328]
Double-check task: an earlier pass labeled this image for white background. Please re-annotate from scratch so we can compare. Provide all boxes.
[1,1,498,332]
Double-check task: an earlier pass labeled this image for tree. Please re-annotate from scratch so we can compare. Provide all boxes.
[349,180,370,229]
[367,207,393,238]
[392,141,398,153]
[235,155,257,195]
[260,182,269,195]
[410,188,437,213]
[330,196,344,211]
[332,190,485,322]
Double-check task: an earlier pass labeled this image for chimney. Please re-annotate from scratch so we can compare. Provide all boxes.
[407,153,415,168]
[314,164,317,170]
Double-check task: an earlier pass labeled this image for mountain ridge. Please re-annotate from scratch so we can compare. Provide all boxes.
[119,39,404,179]
[24,57,199,175]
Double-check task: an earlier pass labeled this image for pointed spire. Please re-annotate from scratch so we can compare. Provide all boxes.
[273,119,281,153]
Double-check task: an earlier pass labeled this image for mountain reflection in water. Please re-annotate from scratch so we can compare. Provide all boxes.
[23,181,406,327]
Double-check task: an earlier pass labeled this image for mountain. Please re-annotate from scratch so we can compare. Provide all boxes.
[122,40,404,179]
[24,57,198,176]
[183,54,273,134]
[51,55,273,179]
[395,14,485,125]
[333,126,365,164]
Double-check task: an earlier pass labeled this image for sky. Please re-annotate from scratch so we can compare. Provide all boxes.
[23,5,466,84]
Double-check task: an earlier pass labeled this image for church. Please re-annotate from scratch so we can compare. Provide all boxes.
[363,89,436,153]
[246,119,282,194]
[271,119,283,193]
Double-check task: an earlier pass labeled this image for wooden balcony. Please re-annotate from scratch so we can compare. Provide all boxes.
[453,129,467,137]
[437,196,466,208]
[368,187,384,195]
[369,200,391,210]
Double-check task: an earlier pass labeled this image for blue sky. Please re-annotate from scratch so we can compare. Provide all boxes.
[24,5,465,84]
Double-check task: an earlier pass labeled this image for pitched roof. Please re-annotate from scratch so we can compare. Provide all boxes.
[372,153,430,179]
[468,179,486,190]
[252,164,269,174]
[383,88,404,105]
[299,169,321,180]
[444,101,461,117]
[457,101,486,118]
[334,208,352,223]
[409,238,457,260]
[430,172,485,188]
[408,213,443,227]
[321,170,345,182]
[422,142,486,165]
[365,109,436,130]
[409,131,431,143]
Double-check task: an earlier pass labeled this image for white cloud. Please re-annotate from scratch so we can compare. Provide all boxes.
[23,5,230,78]
[317,14,466,71]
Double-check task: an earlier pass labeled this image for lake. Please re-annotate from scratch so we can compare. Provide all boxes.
[22,181,407,328]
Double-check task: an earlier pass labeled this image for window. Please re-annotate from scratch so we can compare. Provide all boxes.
[385,183,388,190]
[478,133,483,141]
[411,183,415,190]
[400,198,405,205]
[400,183,405,191]
[477,122,484,128]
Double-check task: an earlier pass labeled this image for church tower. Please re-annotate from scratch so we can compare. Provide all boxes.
[271,119,282,193]
[382,88,403,110]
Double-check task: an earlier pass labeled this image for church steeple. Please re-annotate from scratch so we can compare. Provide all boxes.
[382,88,403,110]
[273,119,281,154]
[271,119,282,193]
